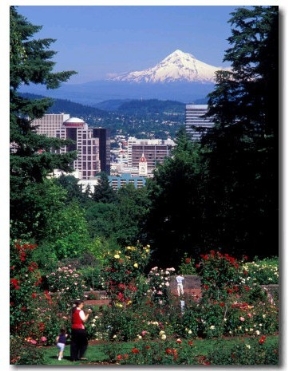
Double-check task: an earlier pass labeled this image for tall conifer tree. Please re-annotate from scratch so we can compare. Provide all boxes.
[10,6,77,238]
[201,6,279,257]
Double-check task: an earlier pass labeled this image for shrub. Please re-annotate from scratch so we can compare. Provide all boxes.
[148,266,175,304]
[196,252,279,339]
[84,310,104,341]
[45,264,87,312]
[98,296,181,342]
[80,266,105,291]
[178,253,197,275]
[10,336,47,365]
[240,257,279,285]
[104,339,208,365]
[197,301,225,338]
[196,250,241,301]
[10,240,43,338]
[102,243,150,305]
[207,336,279,365]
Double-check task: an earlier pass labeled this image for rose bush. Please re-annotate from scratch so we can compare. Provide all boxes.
[148,266,175,304]
[240,257,279,285]
[46,264,87,312]
[195,251,279,338]
[102,243,151,306]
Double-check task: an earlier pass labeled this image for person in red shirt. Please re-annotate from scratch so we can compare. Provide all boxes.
[70,300,92,361]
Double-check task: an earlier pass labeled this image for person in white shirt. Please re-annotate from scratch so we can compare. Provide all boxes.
[176,273,184,296]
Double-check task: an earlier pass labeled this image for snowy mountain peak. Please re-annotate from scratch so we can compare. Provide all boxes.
[108,50,227,83]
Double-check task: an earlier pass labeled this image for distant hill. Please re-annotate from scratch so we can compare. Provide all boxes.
[93,99,132,111]
[19,80,214,106]
[19,93,110,117]
[18,93,187,139]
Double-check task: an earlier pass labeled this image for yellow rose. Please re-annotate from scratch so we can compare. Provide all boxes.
[134,263,138,268]
[114,254,120,259]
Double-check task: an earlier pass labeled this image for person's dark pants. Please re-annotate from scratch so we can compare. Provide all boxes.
[70,329,88,361]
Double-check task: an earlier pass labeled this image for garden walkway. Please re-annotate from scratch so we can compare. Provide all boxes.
[85,275,202,306]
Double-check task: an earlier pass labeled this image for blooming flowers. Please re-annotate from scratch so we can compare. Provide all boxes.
[259,335,267,344]
[148,267,175,302]
[159,330,167,340]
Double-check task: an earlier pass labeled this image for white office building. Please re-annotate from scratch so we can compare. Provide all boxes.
[185,104,215,141]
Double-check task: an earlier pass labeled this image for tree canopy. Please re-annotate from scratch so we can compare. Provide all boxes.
[202,5,279,258]
[10,6,77,239]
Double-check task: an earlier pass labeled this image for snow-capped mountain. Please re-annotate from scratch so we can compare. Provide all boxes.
[108,49,226,83]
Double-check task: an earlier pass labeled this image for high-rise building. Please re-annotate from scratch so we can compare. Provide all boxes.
[31,114,111,180]
[185,104,214,141]
[32,113,70,138]
[56,117,100,180]
[131,144,172,174]
[92,127,111,175]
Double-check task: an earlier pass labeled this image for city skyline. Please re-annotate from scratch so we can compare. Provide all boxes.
[15,4,241,85]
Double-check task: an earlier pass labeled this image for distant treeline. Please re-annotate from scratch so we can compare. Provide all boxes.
[20,93,200,138]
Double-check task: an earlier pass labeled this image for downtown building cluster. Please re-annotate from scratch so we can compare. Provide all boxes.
[31,113,109,181]
[29,105,214,190]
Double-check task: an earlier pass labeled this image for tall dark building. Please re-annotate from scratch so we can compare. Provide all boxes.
[92,127,111,175]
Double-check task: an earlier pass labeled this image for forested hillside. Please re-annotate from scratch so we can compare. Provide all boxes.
[20,93,185,139]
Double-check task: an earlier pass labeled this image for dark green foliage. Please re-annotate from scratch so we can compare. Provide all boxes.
[201,6,279,258]
[54,174,91,206]
[10,337,47,365]
[10,179,67,241]
[85,202,119,239]
[117,99,185,115]
[207,338,279,365]
[10,6,77,239]
[87,182,150,246]
[144,128,205,267]
[93,172,117,203]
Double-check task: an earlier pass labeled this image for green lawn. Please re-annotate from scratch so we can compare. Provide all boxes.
[41,335,279,366]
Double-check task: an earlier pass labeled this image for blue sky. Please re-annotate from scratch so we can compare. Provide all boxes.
[16,5,239,84]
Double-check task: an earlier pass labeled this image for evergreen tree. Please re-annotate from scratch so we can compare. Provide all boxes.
[200,6,279,257]
[145,128,204,267]
[10,6,77,238]
[93,172,116,203]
